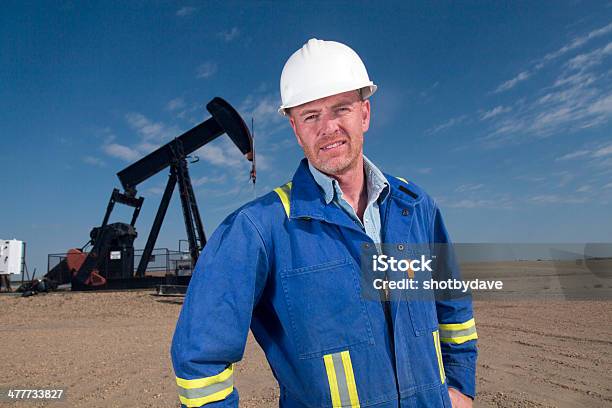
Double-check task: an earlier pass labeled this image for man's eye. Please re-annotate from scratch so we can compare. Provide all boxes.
[304,115,317,122]
[337,107,351,114]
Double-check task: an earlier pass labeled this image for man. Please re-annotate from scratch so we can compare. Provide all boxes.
[171,38,477,408]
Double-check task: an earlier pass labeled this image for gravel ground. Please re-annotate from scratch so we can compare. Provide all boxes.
[0,289,610,407]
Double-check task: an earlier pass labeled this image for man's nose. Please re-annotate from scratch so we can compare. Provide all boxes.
[319,113,341,136]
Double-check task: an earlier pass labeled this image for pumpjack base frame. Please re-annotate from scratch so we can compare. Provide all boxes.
[155,284,189,296]
[70,275,191,291]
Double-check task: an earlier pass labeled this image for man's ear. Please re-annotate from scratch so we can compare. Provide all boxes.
[361,99,371,133]
[289,116,304,148]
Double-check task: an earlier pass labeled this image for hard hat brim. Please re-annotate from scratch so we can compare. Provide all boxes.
[278,83,377,116]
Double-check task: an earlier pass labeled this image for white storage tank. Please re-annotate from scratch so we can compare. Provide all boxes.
[0,239,24,275]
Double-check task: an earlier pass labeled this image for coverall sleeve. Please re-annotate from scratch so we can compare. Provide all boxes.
[171,209,269,407]
[430,204,478,399]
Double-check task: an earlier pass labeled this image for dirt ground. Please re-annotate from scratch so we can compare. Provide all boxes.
[0,290,610,407]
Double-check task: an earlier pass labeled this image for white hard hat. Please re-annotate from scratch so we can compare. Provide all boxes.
[278,38,377,116]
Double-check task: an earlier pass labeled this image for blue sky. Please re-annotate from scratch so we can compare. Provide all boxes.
[2,1,612,275]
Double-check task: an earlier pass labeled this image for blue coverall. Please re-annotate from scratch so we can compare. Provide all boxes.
[171,158,478,407]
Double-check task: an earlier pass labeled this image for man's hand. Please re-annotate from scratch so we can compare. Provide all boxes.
[448,387,473,408]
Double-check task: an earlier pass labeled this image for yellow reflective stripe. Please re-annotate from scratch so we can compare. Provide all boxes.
[178,385,233,407]
[396,176,409,184]
[440,332,478,344]
[439,318,478,344]
[340,351,360,408]
[324,351,360,407]
[323,354,342,407]
[438,318,475,331]
[432,330,446,384]
[176,364,234,389]
[273,181,292,217]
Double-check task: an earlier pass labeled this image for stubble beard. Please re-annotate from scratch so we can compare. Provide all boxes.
[305,138,363,176]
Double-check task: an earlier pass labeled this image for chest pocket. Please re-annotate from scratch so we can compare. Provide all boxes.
[406,299,439,336]
[280,258,375,359]
[384,247,438,337]
[402,261,439,336]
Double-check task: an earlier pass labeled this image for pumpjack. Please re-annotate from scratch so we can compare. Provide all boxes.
[45,97,253,290]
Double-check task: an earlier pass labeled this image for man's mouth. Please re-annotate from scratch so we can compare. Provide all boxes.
[320,140,347,151]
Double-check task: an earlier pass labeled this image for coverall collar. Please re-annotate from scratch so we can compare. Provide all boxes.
[289,158,336,221]
[290,158,416,235]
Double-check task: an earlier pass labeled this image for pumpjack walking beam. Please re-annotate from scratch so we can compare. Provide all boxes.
[117,97,252,195]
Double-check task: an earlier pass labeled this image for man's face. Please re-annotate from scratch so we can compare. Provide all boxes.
[288,90,370,176]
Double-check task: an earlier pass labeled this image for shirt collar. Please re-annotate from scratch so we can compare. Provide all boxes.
[308,161,336,204]
[307,155,390,206]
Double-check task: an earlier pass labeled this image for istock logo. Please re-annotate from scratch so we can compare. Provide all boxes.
[372,254,433,272]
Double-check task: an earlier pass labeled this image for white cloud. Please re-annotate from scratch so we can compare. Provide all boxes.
[480,106,512,120]
[556,150,591,161]
[567,41,612,71]
[587,94,612,117]
[218,27,240,42]
[82,156,106,167]
[94,126,116,143]
[426,115,467,134]
[554,171,575,187]
[125,112,178,142]
[552,71,597,89]
[537,80,598,106]
[196,138,249,169]
[238,91,288,143]
[419,81,440,100]
[196,62,217,79]
[540,22,612,64]
[527,194,588,205]
[455,183,484,193]
[136,141,161,155]
[176,104,201,122]
[484,45,612,142]
[557,143,612,162]
[492,22,612,96]
[192,174,227,187]
[417,167,432,174]
[264,137,295,152]
[102,143,141,162]
[514,175,546,183]
[597,157,612,169]
[576,185,591,193]
[102,114,181,162]
[146,186,166,195]
[240,93,283,124]
[166,97,185,111]
[443,197,513,209]
[603,182,612,189]
[593,143,612,158]
[494,71,531,93]
[531,106,574,130]
[252,151,269,171]
[176,6,196,17]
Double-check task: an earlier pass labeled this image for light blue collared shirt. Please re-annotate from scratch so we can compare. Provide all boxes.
[308,156,390,243]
